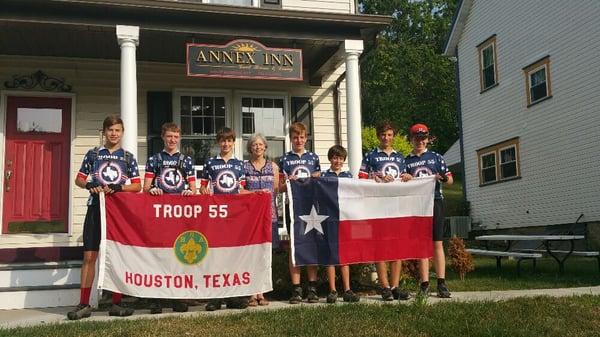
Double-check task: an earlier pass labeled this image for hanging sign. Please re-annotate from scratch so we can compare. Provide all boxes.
[187,39,303,81]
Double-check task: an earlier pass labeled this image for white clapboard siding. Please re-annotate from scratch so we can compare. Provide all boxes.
[456,0,600,229]
[0,55,348,248]
[283,0,354,14]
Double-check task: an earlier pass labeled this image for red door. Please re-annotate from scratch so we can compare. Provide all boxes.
[3,96,71,234]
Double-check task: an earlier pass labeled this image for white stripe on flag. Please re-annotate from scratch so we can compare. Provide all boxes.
[101,240,272,299]
[338,176,436,221]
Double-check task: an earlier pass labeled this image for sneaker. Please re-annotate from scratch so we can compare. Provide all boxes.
[205,299,223,311]
[381,287,393,301]
[437,283,451,298]
[172,300,189,312]
[289,286,303,304]
[342,290,360,303]
[226,297,249,309]
[326,291,337,304]
[149,299,162,314]
[108,303,134,317]
[67,303,92,320]
[418,285,430,298]
[392,287,411,301]
[306,286,319,303]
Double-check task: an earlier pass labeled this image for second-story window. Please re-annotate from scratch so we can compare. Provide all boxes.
[477,35,498,92]
[524,56,552,106]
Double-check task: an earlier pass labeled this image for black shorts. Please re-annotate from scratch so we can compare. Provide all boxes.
[83,201,101,251]
[432,199,445,241]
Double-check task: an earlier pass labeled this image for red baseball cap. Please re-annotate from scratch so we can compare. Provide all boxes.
[409,123,429,137]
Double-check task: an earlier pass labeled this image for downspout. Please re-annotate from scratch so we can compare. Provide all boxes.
[453,46,468,209]
[333,74,344,145]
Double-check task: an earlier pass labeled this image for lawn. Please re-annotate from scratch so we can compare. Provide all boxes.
[439,256,600,292]
[2,296,599,337]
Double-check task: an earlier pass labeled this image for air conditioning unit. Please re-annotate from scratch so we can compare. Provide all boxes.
[446,216,471,238]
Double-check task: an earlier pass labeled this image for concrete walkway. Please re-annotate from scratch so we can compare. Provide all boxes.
[2,285,600,330]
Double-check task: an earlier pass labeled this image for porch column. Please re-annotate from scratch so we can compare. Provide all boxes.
[116,25,139,157]
[343,40,364,176]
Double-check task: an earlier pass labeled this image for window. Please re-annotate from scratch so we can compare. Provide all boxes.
[477,138,520,185]
[176,94,228,165]
[524,56,552,106]
[241,96,286,162]
[477,35,498,92]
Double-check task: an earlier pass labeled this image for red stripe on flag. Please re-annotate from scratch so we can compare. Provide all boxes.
[105,193,272,248]
[338,216,433,264]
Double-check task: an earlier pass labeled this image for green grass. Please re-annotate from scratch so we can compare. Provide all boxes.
[3,296,599,337]
[442,174,466,216]
[442,257,600,292]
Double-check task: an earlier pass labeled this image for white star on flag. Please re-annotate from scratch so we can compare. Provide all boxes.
[299,205,329,235]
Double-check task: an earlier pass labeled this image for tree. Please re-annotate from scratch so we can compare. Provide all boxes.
[360,0,459,153]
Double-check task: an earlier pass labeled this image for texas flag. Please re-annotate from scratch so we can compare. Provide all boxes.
[98,192,273,299]
[288,177,436,266]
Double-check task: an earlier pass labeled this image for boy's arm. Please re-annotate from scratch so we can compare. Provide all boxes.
[184,157,197,195]
[311,154,321,177]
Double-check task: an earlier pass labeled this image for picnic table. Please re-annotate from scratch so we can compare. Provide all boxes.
[475,235,585,273]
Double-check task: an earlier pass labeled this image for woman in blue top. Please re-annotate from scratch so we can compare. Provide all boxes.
[244,134,280,306]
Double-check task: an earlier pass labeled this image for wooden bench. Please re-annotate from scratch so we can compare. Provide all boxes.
[519,249,600,272]
[466,249,543,275]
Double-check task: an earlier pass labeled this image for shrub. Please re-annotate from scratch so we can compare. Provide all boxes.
[448,236,475,280]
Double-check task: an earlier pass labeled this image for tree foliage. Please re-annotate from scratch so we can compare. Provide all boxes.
[360,0,459,153]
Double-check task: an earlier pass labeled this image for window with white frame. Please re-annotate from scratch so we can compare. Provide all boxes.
[177,94,227,165]
[477,35,498,92]
[524,56,552,106]
[477,138,520,185]
[241,96,286,162]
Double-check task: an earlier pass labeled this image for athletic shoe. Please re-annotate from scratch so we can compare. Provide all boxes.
[392,287,411,301]
[108,303,134,317]
[418,284,430,298]
[205,299,223,311]
[381,287,393,301]
[342,290,360,303]
[172,300,189,312]
[437,283,451,298]
[67,303,93,320]
[149,299,162,314]
[289,286,303,304]
[226,297,249,309]
[306,286,319,303]
[326,290,337,304]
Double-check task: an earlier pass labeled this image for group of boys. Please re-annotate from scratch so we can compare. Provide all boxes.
[67,116,452,320]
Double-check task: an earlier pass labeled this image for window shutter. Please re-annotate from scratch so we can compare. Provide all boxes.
[291,97,313,152]
[147,91,173,156]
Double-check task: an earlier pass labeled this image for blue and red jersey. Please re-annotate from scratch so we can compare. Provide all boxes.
[78,147,140,186]
[278,150,321,178]
[321,169,353,178]
[201,155,246,195]
[145,150,195,194]
[358,148,406,179]
[405,150,452,199]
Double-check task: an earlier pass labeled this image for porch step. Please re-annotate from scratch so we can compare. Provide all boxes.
[0,286,80,310]
[0,260,82,288]
[0,261,82,309]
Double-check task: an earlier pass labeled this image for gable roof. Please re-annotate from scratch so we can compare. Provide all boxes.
[442,0,473,56]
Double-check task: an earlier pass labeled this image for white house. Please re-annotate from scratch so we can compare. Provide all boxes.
[0,0,390,309]
[443,0,600,235]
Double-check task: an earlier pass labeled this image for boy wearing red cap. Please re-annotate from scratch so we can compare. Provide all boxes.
[404,123,453,298]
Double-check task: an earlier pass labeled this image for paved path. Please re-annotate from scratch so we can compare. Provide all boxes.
[2,286,600,329]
